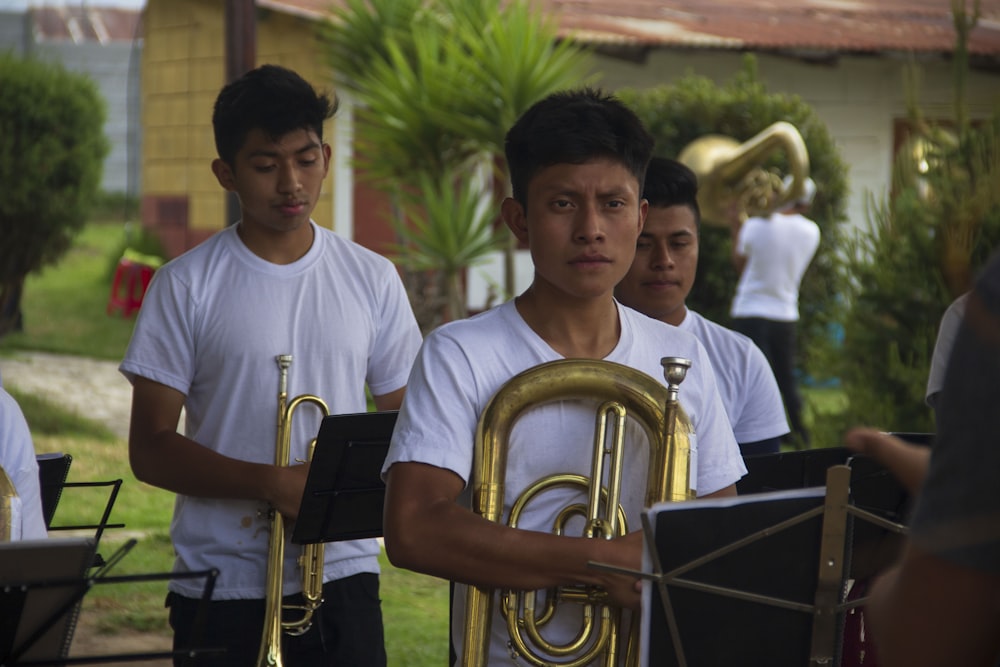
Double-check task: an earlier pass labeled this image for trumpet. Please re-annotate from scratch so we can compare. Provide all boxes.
[462,357,695,666]
[256,354,330,667]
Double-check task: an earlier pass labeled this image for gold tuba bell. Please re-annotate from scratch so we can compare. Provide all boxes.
[461,357,696,666]
[256,354,331,667]
[678,121,810,226]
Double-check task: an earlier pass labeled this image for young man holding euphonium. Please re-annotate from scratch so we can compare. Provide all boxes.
[382,88,745,664]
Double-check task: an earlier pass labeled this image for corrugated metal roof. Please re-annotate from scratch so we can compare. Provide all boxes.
[549,0,1000,56]
[263,0,1000,58]
[31,6,141,44]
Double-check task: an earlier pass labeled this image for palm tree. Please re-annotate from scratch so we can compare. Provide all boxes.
[318,0,591,324]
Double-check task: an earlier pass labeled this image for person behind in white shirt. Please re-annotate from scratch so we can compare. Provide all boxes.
[119,64,422,665]
[925,291,969,422]
[382,89,746,665]
[729,175,821,449]
[0,377,48,540]
[616,157,789,456]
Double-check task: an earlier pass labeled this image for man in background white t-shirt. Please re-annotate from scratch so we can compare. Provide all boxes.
[730,176,820,449]
[616,157,789,457]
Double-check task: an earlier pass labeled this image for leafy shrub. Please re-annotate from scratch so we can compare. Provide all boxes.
[829,114,1000,434]
[0,53,109,334]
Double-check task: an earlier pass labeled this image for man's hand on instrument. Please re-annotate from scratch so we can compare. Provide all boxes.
[266,462,310,521]
[591,530,644,610]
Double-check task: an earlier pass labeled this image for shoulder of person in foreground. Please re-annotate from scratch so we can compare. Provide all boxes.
[627,310,745,496]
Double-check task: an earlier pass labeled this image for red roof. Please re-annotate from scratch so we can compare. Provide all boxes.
[31,6,141,43]
[261,0,1000,58]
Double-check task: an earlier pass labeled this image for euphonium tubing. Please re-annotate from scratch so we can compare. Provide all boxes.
[256,354,331,667]
[462,358,695,666]
[0,465,19,541]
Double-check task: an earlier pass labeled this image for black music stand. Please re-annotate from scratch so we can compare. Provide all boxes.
[292,411,398,545]
[1,537,223,666]
[0,537,95,663]
[635,459,911,667]
[35,453,73,529]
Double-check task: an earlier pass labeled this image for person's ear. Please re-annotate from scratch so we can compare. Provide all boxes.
[321,143,332,177]
[638,198,649,234]
[211,159,236,192]
[502,197,529,244]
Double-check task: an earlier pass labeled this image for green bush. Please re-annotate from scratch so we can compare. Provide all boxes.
[829,114,1000,434]
[0,53,109,335]
[618,56,850,382]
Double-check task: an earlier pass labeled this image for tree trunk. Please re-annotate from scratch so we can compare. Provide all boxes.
[0,276,25,338]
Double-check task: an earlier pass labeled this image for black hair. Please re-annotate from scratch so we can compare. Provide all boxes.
[212,64,338,165]
[642,157,701,227]
[504,88,654,207]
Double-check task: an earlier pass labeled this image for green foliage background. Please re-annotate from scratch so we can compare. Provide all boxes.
[618,57,850,382]
[831,114,1000,434]
[0,53,109,282]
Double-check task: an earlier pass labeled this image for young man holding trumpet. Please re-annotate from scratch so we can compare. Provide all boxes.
[382,88,745,664]
[120,65,422,665]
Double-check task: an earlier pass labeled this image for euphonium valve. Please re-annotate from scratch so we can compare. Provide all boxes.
[256,354,331,667]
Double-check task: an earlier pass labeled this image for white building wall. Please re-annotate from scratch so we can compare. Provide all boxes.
[0,11,141,197]
[32,39,141,196]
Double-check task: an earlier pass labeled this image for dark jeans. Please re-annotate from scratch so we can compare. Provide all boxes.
[731,316,809,448]
[167,573,387,666]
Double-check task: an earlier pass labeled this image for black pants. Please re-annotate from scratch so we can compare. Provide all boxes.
[167,573,387,666]
[731,316,809,448]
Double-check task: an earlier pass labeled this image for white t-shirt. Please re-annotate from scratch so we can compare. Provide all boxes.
[678,310,789,445]
[384,300,745,664]
[926,292,970,408]
[731,212,820,322]
[0,383,48,540]
[120,222,422,600]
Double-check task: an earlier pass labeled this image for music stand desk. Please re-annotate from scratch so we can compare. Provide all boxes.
[292,411,398,545]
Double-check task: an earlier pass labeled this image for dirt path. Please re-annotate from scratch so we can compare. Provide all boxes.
[1,352,173,663]
[69,613,173,666]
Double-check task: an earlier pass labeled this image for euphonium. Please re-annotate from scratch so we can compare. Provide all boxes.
[462,357,696,666]
[678,121,810,226]
[1,465,19,541]
[256,354,331,667]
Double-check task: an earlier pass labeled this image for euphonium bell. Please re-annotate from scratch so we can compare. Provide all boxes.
[461,357,696,666]
[678,121,810,226]
[256,354,331,667]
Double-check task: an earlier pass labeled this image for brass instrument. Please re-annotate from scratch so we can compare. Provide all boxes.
[462,357,695,666]
[1,465,18,541]
[678,121,810,226]
[256,354,331,667]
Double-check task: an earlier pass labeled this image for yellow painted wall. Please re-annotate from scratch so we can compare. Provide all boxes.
[142,0,336,240]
